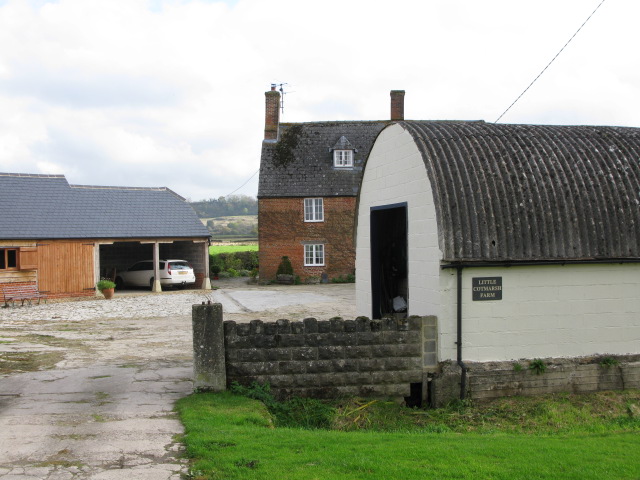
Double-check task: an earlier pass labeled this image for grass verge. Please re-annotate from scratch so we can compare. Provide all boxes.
[176,390,640,480]
[209,244,258,255]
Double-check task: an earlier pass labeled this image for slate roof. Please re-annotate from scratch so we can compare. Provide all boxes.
[0,173,210,240]
[258,121,388,198]
[398,121,640,262]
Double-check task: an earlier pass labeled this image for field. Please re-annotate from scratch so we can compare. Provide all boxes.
[202,215,257,242]
[209,244,258,255]
[177,390,640,480]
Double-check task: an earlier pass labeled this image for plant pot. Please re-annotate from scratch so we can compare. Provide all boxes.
[101,288,115,299]
[276,274,294,285]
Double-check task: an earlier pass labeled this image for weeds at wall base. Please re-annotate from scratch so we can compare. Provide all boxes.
[529,358,547,375]
[226,382,640,435]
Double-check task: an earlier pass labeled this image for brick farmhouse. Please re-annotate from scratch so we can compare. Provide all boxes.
[257,87,407,282]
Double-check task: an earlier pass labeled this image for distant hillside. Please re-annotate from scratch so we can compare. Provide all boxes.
[190,195,257,218]
[202,215,258,241]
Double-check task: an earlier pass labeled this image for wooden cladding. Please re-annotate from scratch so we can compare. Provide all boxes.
[18,247,38,270]
[37,242,95,294]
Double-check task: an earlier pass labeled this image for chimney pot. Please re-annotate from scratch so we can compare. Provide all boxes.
[390,90,405,121]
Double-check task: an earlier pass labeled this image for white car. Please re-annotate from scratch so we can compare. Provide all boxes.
[115,259,196,290]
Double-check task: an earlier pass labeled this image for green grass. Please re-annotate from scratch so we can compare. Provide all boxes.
[176,391,640,480]
[209,244,258,255]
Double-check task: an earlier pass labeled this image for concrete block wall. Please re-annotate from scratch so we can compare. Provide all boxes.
[223,315,437,399]
[431,355,640,406]
[193,304,640,406]
[259,197,357,282]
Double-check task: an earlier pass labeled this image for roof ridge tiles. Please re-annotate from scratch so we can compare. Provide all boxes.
[0,172,66,179]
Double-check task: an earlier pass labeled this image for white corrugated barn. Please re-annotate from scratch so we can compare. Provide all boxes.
[355,119,640,402]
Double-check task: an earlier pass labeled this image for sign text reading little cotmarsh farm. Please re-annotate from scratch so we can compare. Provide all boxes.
[472,277,502,301]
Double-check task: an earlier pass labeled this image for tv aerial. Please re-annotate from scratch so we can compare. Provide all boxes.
[271,82,294,113]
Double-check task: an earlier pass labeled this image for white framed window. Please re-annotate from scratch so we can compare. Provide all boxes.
[304,244,325,266]
[333,149,353,168]
[304,198,324,222]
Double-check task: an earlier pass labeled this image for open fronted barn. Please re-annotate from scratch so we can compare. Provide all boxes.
[356,120,640,404]
[0,173,211,299]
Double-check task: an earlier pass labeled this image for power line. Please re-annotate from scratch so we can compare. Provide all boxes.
[494,0,607,123]
[225,168,259,197]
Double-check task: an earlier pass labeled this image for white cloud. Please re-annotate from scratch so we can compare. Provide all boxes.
[0,0,639,200]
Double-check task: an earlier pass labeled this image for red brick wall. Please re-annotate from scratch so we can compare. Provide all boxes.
[259,197,356,282]
[264,89,280,141]
[0,281,94,301]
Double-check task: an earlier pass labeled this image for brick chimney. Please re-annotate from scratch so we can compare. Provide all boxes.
[390,90,405,121]
[264,84,281,141]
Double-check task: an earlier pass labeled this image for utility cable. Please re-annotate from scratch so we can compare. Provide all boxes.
[494,0,607,123]
[225,168,259,197]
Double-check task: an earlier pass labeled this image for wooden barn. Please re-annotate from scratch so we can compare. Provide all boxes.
[0,173,211,299]
[355,119,640,403]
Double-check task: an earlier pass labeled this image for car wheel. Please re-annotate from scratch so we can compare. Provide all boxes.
[149,277,154,290]
[115,277,124,290]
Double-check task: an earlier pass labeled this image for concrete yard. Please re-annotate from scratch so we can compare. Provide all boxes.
[0,279,355,479]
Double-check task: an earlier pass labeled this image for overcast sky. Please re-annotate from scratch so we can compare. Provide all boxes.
[1,0,638,201]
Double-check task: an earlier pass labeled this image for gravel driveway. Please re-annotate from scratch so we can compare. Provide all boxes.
[0,280,355,479]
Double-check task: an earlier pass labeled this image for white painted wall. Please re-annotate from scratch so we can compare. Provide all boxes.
[356,123,441,319]
[438,263,640,362]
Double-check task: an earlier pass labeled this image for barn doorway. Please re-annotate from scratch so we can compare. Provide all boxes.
[370,203,408,319]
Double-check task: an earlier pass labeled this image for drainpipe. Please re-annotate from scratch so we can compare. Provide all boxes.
[456,266,468,400]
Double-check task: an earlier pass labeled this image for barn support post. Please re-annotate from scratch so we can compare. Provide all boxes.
[202,240,212,290]
[192,302,226,391]
[93,242,100,296]
[152,242,162,292]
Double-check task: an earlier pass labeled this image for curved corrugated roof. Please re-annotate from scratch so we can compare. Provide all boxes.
[399,121,640,262]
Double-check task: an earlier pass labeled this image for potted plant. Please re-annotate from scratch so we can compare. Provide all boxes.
[97,279,116,299]
[211,265,221,280]
[276,256,294,285]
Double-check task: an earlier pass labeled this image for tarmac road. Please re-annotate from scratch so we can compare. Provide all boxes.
[0,279,355,479]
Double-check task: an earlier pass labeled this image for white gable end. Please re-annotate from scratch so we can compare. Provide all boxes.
[356,123,442,319]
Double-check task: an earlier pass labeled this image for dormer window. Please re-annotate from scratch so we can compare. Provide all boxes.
[334,150,353,168]
[332,136,355,168]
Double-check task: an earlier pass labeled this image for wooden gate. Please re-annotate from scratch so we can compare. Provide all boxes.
[37,242,95,295]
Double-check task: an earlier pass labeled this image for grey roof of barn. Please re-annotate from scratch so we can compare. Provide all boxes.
[396,121,640,263]
[0,173,210,240]
[258,121,389,198]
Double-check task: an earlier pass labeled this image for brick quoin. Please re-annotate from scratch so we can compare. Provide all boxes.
[259,197,356,281]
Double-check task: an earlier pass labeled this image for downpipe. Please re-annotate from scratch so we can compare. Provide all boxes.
[456,266,468,400]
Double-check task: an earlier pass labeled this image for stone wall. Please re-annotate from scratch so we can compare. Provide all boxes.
[258,197,357,282]
[223,315,437,400]
[192,304,640,407]
[431,355,640,407]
